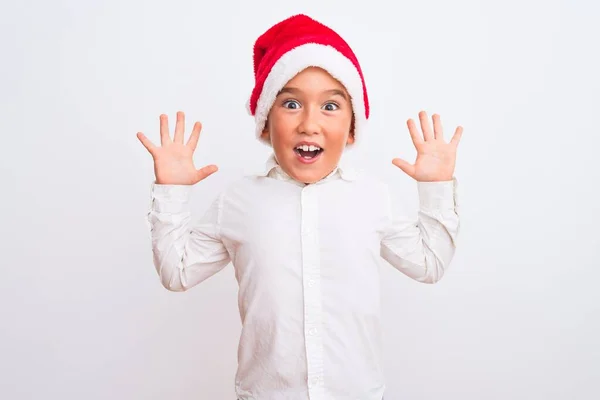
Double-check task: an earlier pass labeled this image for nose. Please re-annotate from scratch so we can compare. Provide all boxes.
[297,107,321,136]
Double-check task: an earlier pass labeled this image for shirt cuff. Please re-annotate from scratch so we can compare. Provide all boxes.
[417,177,458,211]
[149,180,193,213]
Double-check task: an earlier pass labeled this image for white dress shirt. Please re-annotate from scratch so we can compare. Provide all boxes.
[146,154,460,400]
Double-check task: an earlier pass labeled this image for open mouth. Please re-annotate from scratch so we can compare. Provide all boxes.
[294,144,323,161]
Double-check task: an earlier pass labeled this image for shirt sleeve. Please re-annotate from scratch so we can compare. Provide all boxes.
[380,178,460,284]
[145,181,231,292]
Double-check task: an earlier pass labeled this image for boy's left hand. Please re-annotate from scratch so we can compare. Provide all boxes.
[392,111,463,182]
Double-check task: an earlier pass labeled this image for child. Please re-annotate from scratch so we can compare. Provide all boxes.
[137,14,462,400]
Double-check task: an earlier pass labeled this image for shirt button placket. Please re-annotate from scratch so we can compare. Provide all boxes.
[301,185,324,399]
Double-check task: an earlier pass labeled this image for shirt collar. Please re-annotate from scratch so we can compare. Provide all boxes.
[256,153,358,185]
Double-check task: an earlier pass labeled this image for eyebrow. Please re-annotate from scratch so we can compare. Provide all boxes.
[278,87,349,101]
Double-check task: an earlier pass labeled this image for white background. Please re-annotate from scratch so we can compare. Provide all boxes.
[1,0,599,399]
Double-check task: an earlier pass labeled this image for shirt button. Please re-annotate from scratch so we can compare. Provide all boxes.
[307,279,315,287]
[308,377,319,388]
[308,328,317,336]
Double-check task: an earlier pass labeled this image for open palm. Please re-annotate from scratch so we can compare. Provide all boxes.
[137,111,218,185]
[392,111,463,182]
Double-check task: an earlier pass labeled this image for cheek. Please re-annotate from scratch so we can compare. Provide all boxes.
[269,117,296,146]
[268,127,286,149]
[330,110,353,133]
[328,118,353,146]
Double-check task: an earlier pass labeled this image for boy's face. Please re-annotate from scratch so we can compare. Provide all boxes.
[261,67,355,184]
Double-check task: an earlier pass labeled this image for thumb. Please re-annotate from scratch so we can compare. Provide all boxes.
[194,164,219,184]
[391,158,415,178]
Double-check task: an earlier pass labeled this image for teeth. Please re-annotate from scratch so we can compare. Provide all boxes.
[296,144,321,151]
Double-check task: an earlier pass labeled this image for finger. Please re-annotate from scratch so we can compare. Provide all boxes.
[432,114,444,141]
[406,119,423,147]
[174,111,185,144]
[195,164,218,183]
[159,114,171,146]
[137,132,156,155]
[419,111,434,141]
[186,121,203,150]
[450,126,463,148]
[392,158,416,178]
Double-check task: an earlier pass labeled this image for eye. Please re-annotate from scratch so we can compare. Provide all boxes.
[282,100,301,109]
[322,102,339,111]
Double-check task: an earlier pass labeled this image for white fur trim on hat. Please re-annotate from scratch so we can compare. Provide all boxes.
[253,43,367,147]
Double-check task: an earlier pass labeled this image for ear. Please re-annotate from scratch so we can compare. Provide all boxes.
[260,122,270,142]
[346,132,355,145]
[346,115,356,144]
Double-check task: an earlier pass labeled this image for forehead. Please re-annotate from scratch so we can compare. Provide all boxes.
[284,66,348,94]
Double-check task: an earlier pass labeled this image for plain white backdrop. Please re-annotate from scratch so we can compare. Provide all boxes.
[1,0,598,399]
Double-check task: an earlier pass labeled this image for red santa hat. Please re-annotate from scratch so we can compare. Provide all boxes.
[247,14,370,146]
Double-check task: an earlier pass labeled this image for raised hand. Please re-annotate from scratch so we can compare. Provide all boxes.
[137,111,218,185]
[392,111,463,182]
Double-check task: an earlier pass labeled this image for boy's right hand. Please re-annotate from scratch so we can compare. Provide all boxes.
[137,111,218,185]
